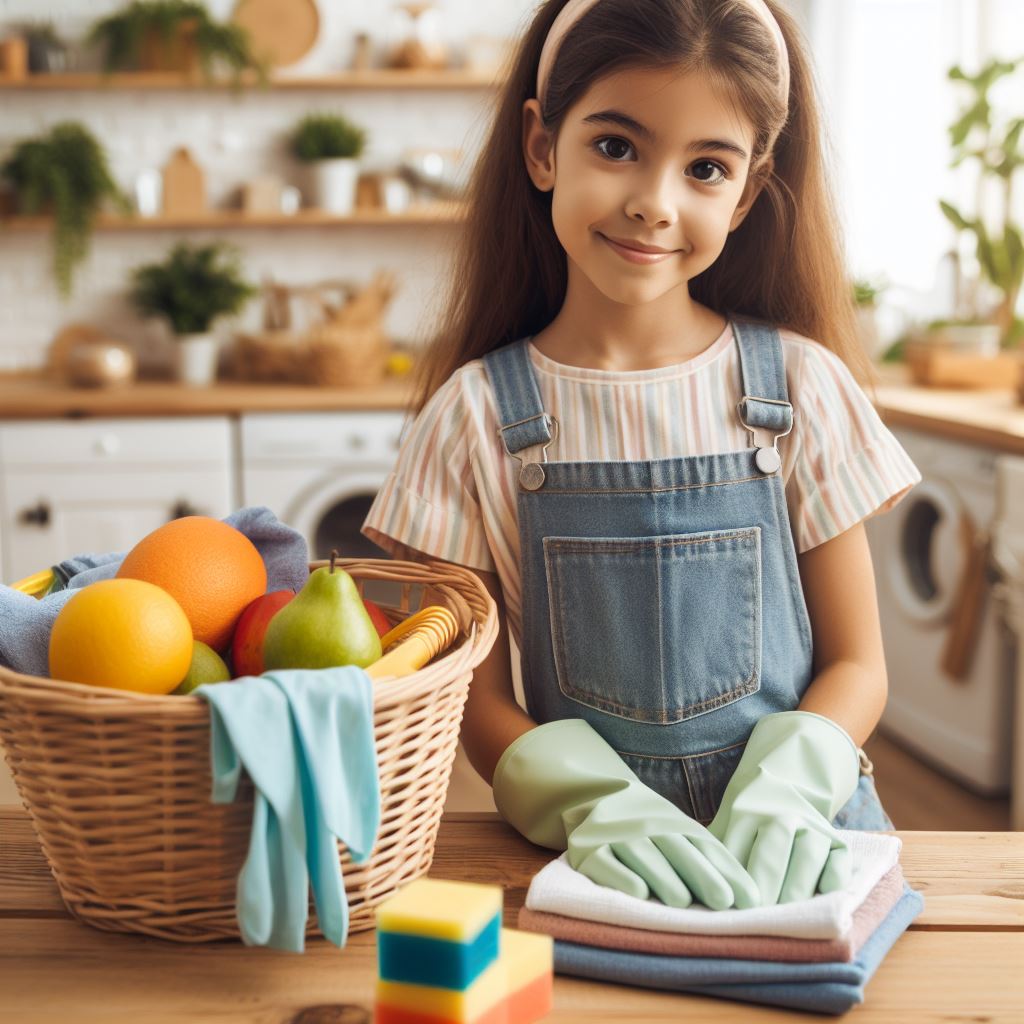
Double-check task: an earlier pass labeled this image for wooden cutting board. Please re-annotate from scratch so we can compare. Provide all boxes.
[162,147,205,217]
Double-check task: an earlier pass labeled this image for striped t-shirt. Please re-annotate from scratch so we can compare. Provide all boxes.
[361,322,921,651]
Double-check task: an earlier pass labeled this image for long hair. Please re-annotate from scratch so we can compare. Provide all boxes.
[411,0,871,415]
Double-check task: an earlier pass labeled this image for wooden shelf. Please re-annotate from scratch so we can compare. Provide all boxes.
[0,68,502,91]
[0,203,466,231]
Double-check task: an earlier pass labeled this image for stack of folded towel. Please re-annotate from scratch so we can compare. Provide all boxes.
[516,830,923,1015]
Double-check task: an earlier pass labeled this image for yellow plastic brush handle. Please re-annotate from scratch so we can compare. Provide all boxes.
[367,605,460,681]
[379,605,458,654]
[9,569,56,599]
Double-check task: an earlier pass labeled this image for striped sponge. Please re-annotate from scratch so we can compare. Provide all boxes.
[375,877,552,1024]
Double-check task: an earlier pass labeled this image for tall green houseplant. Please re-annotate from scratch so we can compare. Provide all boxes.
[940,55,1024,346]
[1,122,129,297]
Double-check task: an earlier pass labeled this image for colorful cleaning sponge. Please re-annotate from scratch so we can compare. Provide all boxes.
[377,878,503,989]
[374,877,552,1024]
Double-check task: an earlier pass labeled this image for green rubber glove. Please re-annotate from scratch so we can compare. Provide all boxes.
[708,711,861,906]
[492,719,760,910]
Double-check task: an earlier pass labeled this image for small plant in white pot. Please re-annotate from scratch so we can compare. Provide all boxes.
[130,242,255,386]
[291,112,368,215]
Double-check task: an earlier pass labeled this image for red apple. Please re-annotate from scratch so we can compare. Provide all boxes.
[363,597,391,639]
[231,590,295,676]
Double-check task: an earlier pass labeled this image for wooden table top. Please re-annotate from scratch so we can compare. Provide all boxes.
[2,807,1023,1023]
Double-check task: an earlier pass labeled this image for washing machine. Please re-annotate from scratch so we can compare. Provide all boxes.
[239,410,498,813]
[239,411,407,562]
[865,425,1015,794]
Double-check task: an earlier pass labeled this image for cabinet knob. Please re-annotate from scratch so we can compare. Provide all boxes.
[94,434,121,457]
[18,501,51,527]
[169,500,201,521]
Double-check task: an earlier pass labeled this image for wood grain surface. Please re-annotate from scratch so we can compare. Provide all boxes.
[0,377,416,417]
[2,808,1023,1023]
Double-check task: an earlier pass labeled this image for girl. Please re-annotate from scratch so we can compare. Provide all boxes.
[362,0,921,910]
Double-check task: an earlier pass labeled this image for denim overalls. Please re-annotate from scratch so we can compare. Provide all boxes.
[482,318,892,831]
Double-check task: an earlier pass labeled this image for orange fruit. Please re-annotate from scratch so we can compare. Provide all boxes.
[116,516,267,652]
[49,579,193,695]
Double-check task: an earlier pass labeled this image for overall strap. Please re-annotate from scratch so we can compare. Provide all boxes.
[481,338,554,455]
[731,319,794,434]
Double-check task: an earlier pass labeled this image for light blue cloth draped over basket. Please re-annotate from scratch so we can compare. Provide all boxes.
[196,667,381,953]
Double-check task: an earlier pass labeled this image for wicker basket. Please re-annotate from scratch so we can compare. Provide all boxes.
[305,323,390,387]
[0,557,498,943]
[233,329,307,383]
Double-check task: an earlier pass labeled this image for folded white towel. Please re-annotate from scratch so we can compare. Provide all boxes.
[525,830,901,941]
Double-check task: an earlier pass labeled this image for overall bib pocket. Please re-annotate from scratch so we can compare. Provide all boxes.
[620,739,748,822]
[543,527,762,725]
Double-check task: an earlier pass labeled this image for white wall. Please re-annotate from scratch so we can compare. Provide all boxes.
[0,0,538,372]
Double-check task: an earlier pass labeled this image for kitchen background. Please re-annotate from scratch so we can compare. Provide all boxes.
[0,0,1022,831]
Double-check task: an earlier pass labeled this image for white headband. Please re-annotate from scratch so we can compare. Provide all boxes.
[535,0,790,110]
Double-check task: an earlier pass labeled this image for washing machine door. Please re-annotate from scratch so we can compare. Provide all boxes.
[286,470,392,563]
[884,477,968,626]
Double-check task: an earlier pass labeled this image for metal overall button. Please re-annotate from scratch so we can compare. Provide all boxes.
[520,461,547,490]
[755,445,782,474]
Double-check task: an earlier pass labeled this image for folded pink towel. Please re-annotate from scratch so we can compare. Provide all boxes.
[517,865,905,964]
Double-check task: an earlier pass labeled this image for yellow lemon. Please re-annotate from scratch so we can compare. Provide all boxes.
[49,579,193,695]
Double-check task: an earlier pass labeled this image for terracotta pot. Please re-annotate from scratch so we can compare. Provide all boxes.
[138,21,200,73]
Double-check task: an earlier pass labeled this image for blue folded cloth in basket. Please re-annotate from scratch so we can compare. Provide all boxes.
[0,506,309,678]
[196,667,381,953]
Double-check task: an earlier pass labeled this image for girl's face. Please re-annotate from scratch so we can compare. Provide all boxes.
[523,66,763,307]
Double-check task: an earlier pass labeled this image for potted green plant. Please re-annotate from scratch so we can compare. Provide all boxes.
[0,122,129,298]
[931,55,1023,351]
[86,0,267,84]
[14,21,69,73]
[130,242,255,386]
[291,112,368,214]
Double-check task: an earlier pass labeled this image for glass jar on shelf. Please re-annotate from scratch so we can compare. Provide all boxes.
[386,2,449,70]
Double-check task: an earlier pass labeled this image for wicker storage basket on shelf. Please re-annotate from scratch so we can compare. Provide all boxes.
[0,557,498,943]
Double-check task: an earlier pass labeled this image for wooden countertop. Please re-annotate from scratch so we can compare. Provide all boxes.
[872,363,1024,456]
[2,806,1023,1022]
[0,375,417,417]
[3,365,1024,457]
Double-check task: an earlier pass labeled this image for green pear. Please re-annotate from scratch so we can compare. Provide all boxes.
[262,551,383,671]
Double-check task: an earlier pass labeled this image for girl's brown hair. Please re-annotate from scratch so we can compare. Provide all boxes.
[411,0,872,415]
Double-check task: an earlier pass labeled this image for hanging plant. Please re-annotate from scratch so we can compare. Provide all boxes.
[1,122,130,298]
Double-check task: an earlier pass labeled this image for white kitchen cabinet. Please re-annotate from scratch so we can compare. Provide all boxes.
[0,417,236,584]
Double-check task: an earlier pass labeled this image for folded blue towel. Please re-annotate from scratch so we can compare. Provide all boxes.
[553,885,924,1015]
[196,667,380,953]
[0,506,309,677]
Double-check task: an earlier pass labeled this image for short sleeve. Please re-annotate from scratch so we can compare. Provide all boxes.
[360,370,496,572]
[786,344,922,553]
